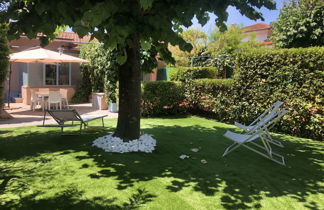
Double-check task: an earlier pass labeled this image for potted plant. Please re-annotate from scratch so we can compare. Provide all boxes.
[106,81,118,113]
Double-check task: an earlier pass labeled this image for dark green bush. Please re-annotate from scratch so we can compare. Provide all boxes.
[185,47,323,140]
[231,47,324,140]
[184,79,234,120]
[142,81,185,116]
[169,67,221,81]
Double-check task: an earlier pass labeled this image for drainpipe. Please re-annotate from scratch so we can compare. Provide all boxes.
[7,63,12,108]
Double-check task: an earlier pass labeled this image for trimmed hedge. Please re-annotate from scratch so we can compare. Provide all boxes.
[231,47,324,140]
[141,81,185,116]
[184,79,235,121]
[169,67,221,81]
[185,47,323,140]
[141,48,323,140]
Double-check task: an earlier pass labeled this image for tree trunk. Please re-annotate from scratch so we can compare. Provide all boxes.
[114,37,141,141]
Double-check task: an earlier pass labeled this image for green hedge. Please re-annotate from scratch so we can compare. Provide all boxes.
[169,67,221,81]
[184,47,323,140]
[141,48,323,140]
[184,79,235,121]
[231,47,324,140]
[141,81,186,116]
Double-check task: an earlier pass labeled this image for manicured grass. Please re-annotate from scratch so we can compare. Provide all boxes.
[0,116,323,209]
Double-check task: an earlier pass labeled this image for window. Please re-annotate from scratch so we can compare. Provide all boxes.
[58,63,69,85]
[45,64,57,85]
[44,63,71,86]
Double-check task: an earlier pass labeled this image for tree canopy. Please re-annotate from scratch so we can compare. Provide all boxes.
[208,24,259,55]
[270,0,324,48]
[1,0,276,140]
[168,29,208,66]
[3,0,275,61]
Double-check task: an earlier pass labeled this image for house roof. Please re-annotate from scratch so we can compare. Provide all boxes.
[260,41,273,45]
[241,23,272,33]
[35,32,92,43]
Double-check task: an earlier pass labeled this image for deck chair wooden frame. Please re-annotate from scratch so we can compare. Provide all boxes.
[40,109,107,135]
[234,101,284,147]
[223,108,286,166]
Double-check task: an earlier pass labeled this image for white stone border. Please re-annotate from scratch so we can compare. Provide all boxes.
[92,133,156,153]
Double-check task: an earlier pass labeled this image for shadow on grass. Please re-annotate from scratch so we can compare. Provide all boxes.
[3,185,155,210]
[0,122,323,209]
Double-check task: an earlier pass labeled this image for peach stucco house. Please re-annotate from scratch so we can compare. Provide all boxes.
[4,31,166,106]
[241,23,273,47]
[6,32,92,105]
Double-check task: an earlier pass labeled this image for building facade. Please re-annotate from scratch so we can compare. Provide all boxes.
[6,32,91,104]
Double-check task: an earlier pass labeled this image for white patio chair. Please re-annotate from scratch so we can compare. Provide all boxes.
[47,91,62,110]
[38,88,50,94]
[30,90,42,111]
[60,89,69,109]
[234,101,284,147]
[223,108,286,166]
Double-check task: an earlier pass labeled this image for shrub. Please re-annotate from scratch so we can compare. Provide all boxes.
[231,47,324,140]
[142,81,185,116]
[169,67,221,81]
[184,79,234,120]
[183,47,323,140]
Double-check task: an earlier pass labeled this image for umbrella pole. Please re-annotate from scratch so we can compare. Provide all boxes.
[7,63,12,109]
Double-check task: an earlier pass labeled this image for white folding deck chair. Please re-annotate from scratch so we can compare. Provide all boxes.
[223,108,286,166]
[234,101,284,147]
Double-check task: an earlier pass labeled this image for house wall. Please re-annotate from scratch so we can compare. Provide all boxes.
[142,59,166,81]
[28,63,43,86]
[71,63,81,86]
[7,37,83,104]
[242,29,272,42]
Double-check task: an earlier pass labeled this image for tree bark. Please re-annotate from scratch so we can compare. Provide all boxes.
[114,37,141,141]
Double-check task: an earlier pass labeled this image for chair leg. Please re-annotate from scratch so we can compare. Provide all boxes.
[222,142,240,157]
[242,143,285,166]
[265,132,284,147]
[80,123,83,134]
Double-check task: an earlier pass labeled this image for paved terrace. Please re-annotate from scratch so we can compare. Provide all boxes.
[0,103,118,129]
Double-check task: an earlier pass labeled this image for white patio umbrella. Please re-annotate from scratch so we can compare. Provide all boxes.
[7,48,89,108]
[9,47,89,63]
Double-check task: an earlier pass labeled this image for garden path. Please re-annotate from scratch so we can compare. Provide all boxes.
[0,103,117,128]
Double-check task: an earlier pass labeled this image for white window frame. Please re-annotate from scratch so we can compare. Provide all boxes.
[43,63,71,86]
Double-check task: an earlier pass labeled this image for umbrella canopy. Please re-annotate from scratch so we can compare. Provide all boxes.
[9,48,89,63]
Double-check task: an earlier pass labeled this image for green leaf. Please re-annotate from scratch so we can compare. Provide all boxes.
[140,0,154,10]
[140,40,151,50]
[116,54,127,65]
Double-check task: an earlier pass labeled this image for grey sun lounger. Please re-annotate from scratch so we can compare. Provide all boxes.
[40,109,107,134]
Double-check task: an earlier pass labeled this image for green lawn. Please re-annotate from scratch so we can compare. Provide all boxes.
[0,116,323,209]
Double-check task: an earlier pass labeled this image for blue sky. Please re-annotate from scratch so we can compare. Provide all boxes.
[67,0,285,34]
[187,0,285,34]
